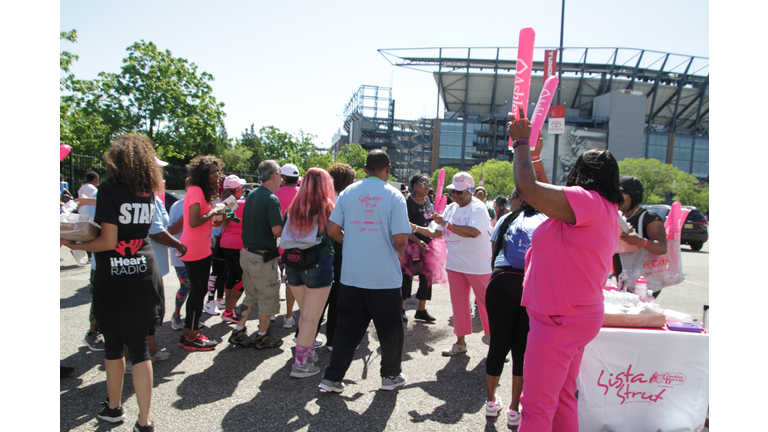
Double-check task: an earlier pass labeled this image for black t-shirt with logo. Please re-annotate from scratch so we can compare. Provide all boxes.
[92,181,164,334]
[612,209,664,277]
[406,195,433,244]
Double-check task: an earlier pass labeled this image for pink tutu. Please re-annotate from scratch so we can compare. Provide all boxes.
[401,238,448,285]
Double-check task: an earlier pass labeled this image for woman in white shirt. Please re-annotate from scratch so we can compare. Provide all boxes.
[411,172,492,356]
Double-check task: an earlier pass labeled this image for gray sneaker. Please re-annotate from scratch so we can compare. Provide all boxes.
[307,352,319,364]
[290,363,321,378]
[171,315,184,331]
[318,379,345,393]
[83,331,105,351]
[380,373,407,391]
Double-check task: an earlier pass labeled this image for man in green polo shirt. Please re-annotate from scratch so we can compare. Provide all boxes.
[230,160,284,350]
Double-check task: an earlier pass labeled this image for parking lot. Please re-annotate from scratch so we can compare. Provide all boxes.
[60,241,708,431]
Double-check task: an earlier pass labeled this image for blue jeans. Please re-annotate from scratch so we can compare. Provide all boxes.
[285,254,333,288]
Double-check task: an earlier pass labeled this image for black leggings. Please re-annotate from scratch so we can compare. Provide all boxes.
[221,247,244,292]
[210,257,227,299]
[485,266,529,377]
[183,255,212,331]
[104,330,150,365]
[401,271,432,301]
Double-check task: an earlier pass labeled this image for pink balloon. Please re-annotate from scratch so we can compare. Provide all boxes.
[434,169,446,214]
[60,145,71,161]
[512,27,535,121]
[527,76,559,148]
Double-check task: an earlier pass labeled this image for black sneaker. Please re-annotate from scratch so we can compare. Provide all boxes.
[402,309,408,323]
[133,418,155,432]
[178,334,218,351]
[253,332,283,350]
[228,329,254,348]
[414,309,436,322]
[97,398,126,423]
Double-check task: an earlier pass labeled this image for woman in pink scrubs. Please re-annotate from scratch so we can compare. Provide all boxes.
[508,107,623,432]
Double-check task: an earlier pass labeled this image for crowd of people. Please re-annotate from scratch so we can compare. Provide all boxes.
[61,107,631,431]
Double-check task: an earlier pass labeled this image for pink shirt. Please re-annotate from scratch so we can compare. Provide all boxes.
[219,199,245,250]
[522,186,618,316]
[180,186,213,262]
[274,186,299,216]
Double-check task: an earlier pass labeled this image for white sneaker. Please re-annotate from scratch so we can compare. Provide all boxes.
[171,315,184,331]
[485,394,503,417]
[507,407,521,426]
[204,300,220,316]
[270,315,276,322]
[151,349,171,363]
[283,316,295,328]
[216,298,226,310]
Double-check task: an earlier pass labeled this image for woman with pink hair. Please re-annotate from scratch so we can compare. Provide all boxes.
[281,167,336,378]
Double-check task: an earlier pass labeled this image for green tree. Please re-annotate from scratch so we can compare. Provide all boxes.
[89,40,226,159]
[334,143,369,179]
[618,158,709,212]
[238,124,262,171]
[467,159,515,199]
[259,126,318,173]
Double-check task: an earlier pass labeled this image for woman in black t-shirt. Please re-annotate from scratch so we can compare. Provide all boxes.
[400,174,438,322]
[61,134,185,431]
[613,176,668,295]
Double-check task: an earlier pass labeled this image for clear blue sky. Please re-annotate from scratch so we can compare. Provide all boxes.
[59,0,709,148]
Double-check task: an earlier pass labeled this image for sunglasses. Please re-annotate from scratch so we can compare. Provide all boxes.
[417,181,432,187]
[450,189,465,195]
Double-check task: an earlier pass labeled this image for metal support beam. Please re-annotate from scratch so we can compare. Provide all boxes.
[668,58,694,134]
[644,53,670,158]
[436,48,443,119]
[606,48,618,94]
[626,50,645,91]
[572,48,589,109]
[689,75,708,174]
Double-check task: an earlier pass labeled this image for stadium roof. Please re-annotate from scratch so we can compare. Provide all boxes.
[379,47,709,133]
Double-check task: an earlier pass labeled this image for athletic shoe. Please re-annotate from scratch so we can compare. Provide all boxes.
[204,300,220,316]
[254,333,283,350]
[221,309,240,324]
[124,361,132,375]
[178,334,218,351]
[283,316,295,328]
[292,337,323,347]
[151,350,171,363]
[228,329,255,348]
[83,331,105,351]
[485,394,503,417]
[216,298,226,310]
[290,363,321,378]
[97,398,126,423]
[414,309,436,322]
[133,418,155,432]
[442,343,467,356]
[319,379,345,393]
[60,366,75,378]
[327,345,333,352]
[402,309,408,323]
[171,315,184,331]
[507,408,521,426]
[270,315,276,322]
[380,373,407,391]
[307,351,319,364]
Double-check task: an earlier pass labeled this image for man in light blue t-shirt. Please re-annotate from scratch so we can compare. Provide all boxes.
[320,150,410,393]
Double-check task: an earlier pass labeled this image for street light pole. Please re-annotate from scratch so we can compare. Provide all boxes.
[552,0,565,183]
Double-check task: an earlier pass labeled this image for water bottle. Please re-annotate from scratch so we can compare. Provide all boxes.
[633,277,648,299]
[645,289,655,304]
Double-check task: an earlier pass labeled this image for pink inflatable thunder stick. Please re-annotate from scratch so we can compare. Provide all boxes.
[508,27,535,150]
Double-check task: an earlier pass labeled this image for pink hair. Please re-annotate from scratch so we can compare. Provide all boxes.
[286,167,336,234]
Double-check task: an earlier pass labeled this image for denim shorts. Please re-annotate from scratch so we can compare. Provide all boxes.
[285,254,333,289]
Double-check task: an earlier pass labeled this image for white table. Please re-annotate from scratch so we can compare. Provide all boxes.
[577,326,709,432]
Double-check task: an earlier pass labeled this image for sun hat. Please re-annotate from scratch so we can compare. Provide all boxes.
[446,172,475,192]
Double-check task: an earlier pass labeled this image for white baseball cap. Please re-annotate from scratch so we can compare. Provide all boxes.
[446,172,475,192]
[281,163,300,177]
[223,174,246,189]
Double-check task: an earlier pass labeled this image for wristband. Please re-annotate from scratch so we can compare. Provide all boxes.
[530,155,541,161]
[641,239,648,248]
[412,225,417,233]
[512,139,530,149]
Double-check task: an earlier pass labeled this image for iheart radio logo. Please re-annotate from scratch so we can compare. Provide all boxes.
[115,239,143,256]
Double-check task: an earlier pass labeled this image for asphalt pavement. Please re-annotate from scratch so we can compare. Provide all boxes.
[60,241,709,431]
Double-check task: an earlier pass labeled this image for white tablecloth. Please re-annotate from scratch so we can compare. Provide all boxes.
[577,327,709,432]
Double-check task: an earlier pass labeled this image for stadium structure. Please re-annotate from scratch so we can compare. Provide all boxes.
[333,47,708,184]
